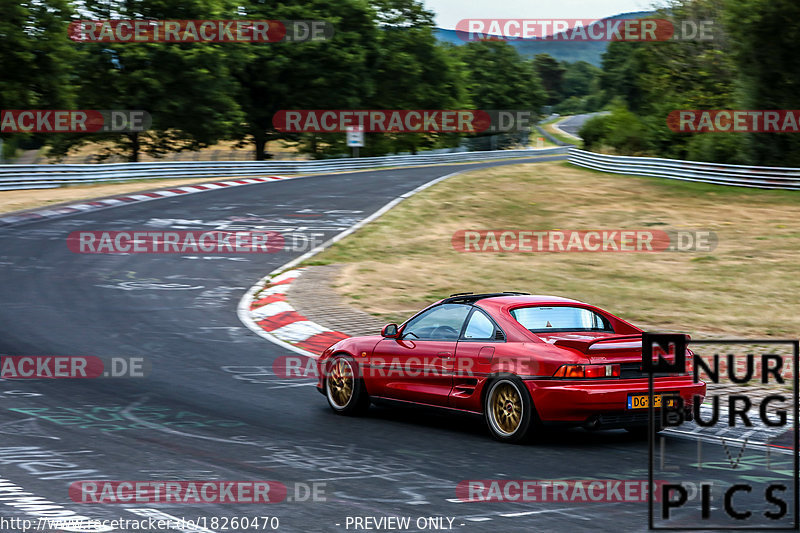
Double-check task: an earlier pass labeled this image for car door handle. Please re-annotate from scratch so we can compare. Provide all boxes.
[437,352,453,358]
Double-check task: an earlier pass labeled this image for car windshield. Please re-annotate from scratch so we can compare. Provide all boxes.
[510,306,613,333]
[402,303,471,340]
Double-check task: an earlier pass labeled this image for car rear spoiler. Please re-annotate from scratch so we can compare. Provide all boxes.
[553,334,643,353]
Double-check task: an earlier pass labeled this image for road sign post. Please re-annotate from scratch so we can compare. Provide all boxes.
[346,126,364,158]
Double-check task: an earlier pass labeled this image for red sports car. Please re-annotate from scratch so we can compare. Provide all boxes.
[316,292,705,442]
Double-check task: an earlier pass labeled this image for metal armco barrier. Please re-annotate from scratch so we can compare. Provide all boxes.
[569,148,800,190]
[0,147,569,191]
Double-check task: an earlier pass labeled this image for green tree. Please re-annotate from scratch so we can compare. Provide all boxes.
[51,0,244,162]
[363,0,466,155]
[597,41,651,113]
[724,0,800,165]
[457,42,546,150]
[532,53,566,105]
[553,60,603,114]
[459,41,545,110]
[580,103,653,154]
[234,0,467,159]
[593,0,737,160]
[562,61,601,100]
[232,0,379,160]
[0,0,77,159]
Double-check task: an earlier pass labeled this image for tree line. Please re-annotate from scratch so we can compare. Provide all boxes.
[580,0,800,167]
[7,0,787,166]
[2,0,590,162]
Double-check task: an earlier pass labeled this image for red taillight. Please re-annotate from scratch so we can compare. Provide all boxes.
[553,364,620,378]
[584,365,606,378]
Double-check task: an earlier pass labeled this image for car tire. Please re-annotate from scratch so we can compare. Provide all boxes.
[325,355,369,416]
[484,376,535,443]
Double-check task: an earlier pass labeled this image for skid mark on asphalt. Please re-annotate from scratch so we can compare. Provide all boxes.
[220,365,316,389]
[0,417,59,440]
[452,505,608,527]
[97,281,205,291]
[193,326,253,344]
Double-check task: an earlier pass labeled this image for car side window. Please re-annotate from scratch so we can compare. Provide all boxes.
[402,304,471,340]
[463,309,496,339]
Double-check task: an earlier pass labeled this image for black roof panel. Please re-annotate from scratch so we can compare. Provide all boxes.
[442,292,530,304]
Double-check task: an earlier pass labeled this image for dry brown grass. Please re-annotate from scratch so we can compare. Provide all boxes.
[311,161,800,337]
[43,139,303,163]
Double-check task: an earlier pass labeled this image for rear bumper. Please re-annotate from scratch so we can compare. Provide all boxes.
[524,376,706,424]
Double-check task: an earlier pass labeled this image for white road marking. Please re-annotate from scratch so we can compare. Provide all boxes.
[270,270,302,283]
[257,284,294,296]
[250,301,294,319]
[270,320,331,342]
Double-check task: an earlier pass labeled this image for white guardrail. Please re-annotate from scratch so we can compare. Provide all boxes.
[0,147,569,191]
[569,148,800,190]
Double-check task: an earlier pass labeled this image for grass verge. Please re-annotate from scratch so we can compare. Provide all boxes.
[311,161,800,337]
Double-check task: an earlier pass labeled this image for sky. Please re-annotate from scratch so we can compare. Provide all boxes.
[423,0,664,29]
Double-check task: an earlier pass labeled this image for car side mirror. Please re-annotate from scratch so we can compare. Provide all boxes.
[381,323,399,338]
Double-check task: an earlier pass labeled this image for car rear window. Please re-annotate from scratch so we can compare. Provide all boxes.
[510,306,613,333]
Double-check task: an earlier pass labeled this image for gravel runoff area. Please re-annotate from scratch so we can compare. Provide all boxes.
[286,264,385,338]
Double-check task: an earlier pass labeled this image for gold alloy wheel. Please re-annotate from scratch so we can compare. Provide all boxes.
[327,358,354,408]
[490,382,523,435]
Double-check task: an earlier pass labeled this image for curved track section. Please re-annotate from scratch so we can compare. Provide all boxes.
[0,157,789,532]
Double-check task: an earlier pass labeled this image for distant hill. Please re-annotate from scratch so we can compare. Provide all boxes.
[435,11,656,66]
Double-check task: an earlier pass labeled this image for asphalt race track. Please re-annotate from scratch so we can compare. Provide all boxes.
[555,113,608,138]
[0,156,795,532]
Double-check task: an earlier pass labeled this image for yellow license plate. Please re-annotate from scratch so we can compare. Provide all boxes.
[627,394,677,409]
